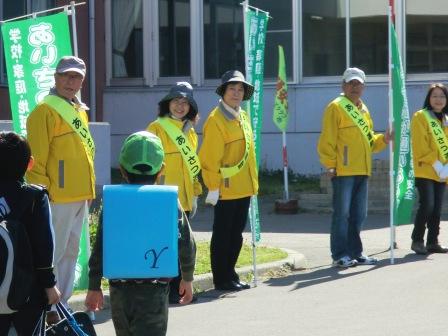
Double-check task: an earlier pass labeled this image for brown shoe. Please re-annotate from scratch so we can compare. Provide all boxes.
[46,311,61,325]
[411,241,427,255]
[426,243,448,253]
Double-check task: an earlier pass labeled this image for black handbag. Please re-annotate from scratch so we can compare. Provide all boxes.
[45,303,97,336]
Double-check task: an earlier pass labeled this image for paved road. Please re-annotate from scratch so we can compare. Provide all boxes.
[87,201,448,335]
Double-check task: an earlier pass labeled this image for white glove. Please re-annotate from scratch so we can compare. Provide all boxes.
[205,190,219,206]
[190,196,198,218]
[440,164,448,179]
[433,160,443,177]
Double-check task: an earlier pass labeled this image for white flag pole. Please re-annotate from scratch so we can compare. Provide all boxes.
[250,196,258,286]
[388,5,395,264]
[70,1,79,57]
[70,1,95,320]
[282,131,289,200]
[241,0,258,287]
[69,1,82,104]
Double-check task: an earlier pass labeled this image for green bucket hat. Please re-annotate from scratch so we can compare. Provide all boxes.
[119,131,164,175]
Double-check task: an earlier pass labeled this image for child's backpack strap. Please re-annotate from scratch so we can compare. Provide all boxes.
[0,183,48,314]
[4,184,48,221]
[21,184,48,216]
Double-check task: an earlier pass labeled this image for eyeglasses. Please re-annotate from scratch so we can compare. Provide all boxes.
[345,81,364,87]
[58,73,84,81]
[170,98,190,107]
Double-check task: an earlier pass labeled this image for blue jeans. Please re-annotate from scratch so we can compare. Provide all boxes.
[330,175,368,260]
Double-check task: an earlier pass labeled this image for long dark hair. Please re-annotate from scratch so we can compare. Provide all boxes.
[423,83,448,113]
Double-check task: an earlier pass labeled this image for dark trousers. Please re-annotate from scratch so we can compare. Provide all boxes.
[412,177,446,245]
[211,197,251,285]
[0,287,47,336]
[169,211,190,301]
[0,308,43,336]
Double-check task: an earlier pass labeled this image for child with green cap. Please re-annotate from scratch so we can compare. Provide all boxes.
[85,131,196,336]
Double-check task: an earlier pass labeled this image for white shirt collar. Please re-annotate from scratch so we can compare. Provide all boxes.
[220,99,240,118]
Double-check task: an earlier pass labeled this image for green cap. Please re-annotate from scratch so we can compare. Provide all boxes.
[119,131,164,175]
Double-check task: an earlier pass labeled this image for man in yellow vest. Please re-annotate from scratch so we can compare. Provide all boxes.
[317,67,391,268]
[26,56,96,323]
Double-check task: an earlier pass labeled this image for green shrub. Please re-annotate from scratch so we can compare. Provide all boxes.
[258,169,320,195]
[195,241,287,275]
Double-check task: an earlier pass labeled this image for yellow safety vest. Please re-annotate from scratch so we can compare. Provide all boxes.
[423,109,448,162]
[43,95,95,165]
[220,112,251,178]
[337,96,374,148]
[157,117,201,180]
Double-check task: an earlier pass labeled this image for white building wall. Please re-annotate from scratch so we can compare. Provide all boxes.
[104,81,433,174]
[0,121,111,185]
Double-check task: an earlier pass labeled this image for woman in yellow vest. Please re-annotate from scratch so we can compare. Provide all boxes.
[410,83,448,255]
[147,82,202,303]
[199,70,258,291]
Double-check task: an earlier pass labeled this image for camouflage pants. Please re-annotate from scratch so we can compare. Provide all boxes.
[109,281,169,336]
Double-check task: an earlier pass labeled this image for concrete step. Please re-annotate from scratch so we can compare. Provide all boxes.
[298,193,448,216]
[314,160,448,216]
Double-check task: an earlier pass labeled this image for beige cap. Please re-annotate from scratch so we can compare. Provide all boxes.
[56,56,86,77]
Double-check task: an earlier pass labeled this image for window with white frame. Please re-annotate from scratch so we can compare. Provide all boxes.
[251,0,293,80]
[106,0,448,86]
[111,0,143,78]
[202,0,293,80]
[110,0,190,81]
[406,0,448,74]
[302,0,346,77]
[108,0,294,83]
[159,0,190,77]
[350,0,388,75]
[303,0,390,78]
[203,0,245,79]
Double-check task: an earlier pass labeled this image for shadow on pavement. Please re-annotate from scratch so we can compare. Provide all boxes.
[170,290,243,307]
[191,202,408,235]
[265,265,376,291]
[263,252,429,291]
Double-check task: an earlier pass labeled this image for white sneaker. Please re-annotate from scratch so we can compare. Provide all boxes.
[332,256,357,268]
[355,255,377,265]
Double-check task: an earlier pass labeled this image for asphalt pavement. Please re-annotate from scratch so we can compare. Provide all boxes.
[69,196,448,335]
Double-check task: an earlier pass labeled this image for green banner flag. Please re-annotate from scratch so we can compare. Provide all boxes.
[1,12,72,136]
[244,7,268,243]
[390,23,415,225]
[273,45,288,131]
[245,7,268,167]
[74,214,90,290]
